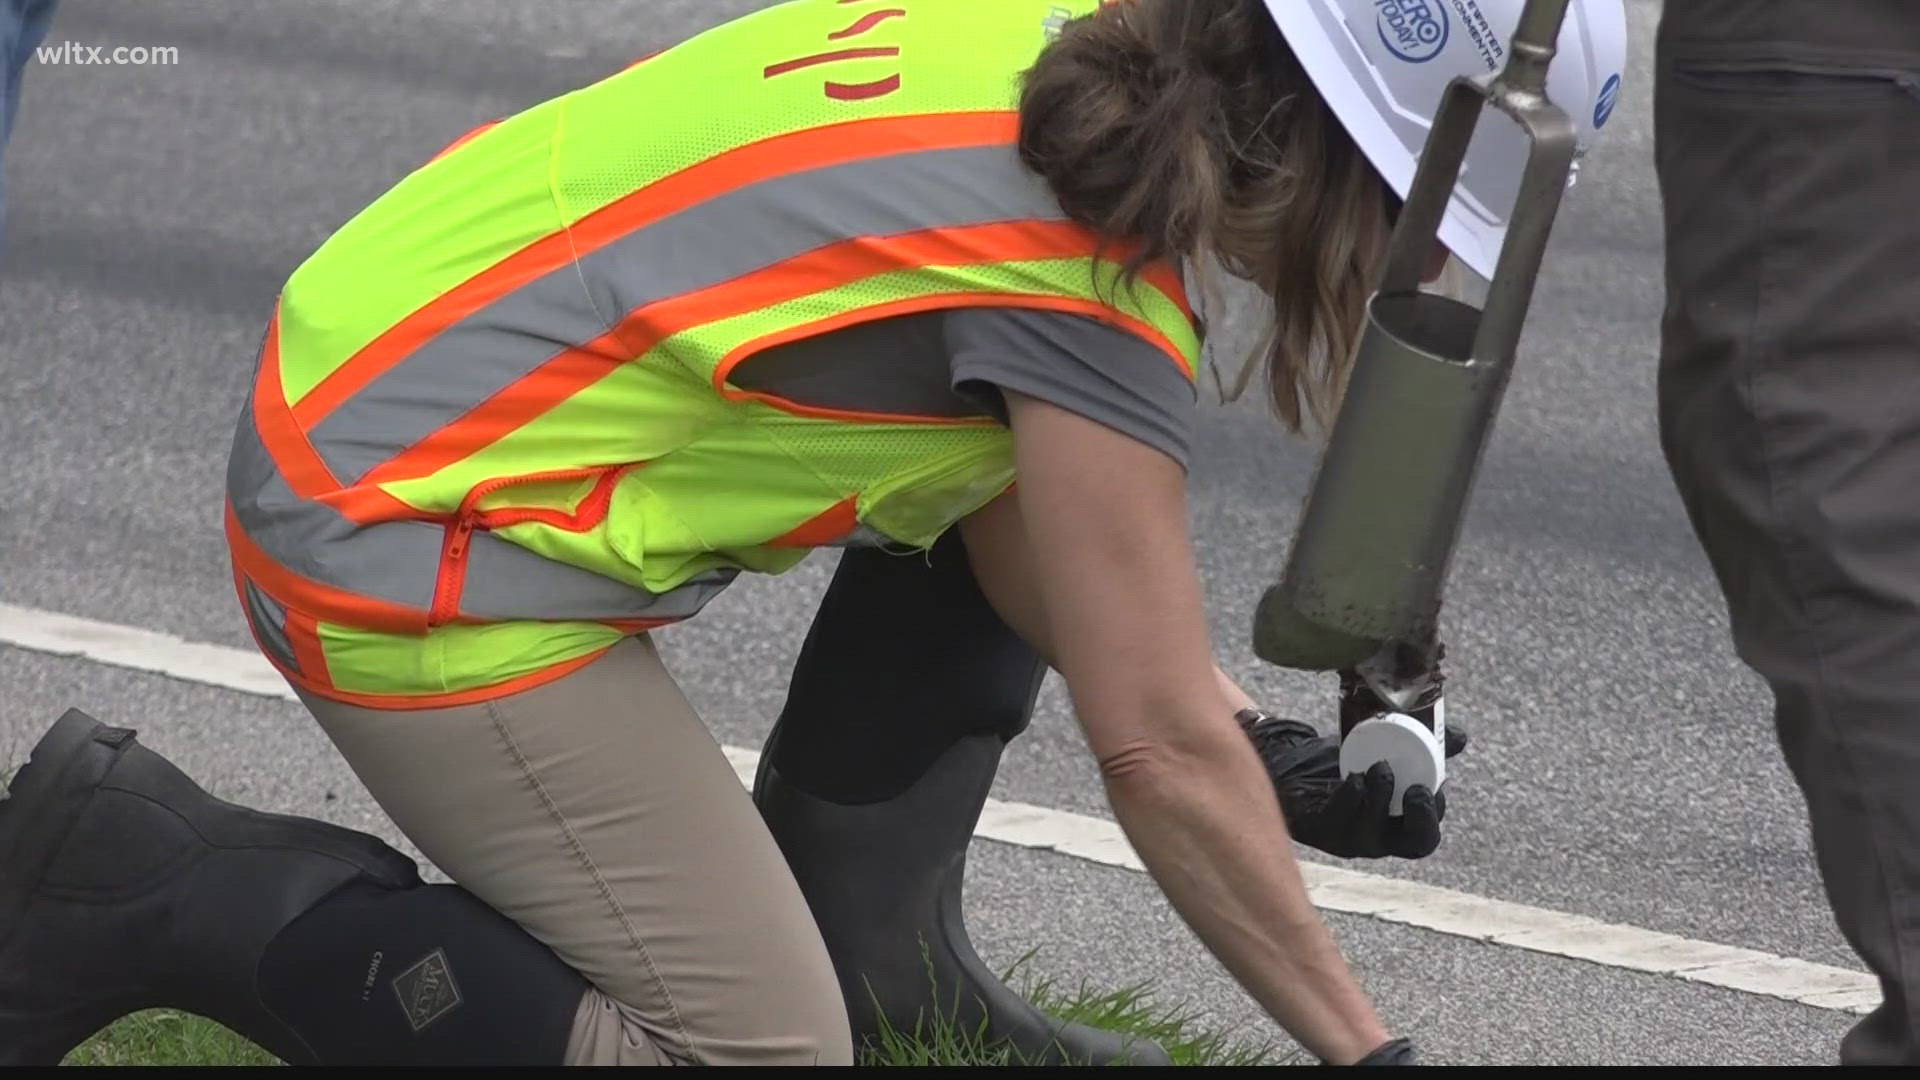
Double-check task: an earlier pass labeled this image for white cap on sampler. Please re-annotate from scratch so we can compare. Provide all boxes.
[1337,697,1448,815]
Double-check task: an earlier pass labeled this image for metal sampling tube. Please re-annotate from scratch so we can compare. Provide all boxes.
[1254,0,1581,677]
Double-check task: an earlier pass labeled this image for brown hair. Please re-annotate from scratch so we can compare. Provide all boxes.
[1018,0,1391,431]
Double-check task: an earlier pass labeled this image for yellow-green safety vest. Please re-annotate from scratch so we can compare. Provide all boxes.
[227,0,1200,708]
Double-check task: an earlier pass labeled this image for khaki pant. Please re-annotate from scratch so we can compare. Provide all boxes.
[298,636,853,1066]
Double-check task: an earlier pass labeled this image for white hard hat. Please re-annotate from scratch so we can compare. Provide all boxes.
[1263,0,1629,279]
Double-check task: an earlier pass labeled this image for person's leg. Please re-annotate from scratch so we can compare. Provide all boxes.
[303,634,852,1065]
[0,708,582,1066]
[0,0,57,213]
[755,530,1170,1065]
[1655,2,1920,1064]
[0,635,850,1065]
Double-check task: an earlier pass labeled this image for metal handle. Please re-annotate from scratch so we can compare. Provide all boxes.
[1380,0,1578,362]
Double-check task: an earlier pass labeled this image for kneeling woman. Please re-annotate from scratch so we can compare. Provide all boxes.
[0,0,1571,1066]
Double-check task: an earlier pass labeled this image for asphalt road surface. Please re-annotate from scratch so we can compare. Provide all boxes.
[0,0,1866,1065]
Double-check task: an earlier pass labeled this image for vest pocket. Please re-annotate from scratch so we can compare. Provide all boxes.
[425,465,636,627]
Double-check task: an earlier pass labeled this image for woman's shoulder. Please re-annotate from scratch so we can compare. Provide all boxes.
[944,307,1199,467]
[944,307,1197,387]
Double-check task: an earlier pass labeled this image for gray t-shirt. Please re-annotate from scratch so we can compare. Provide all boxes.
[728,307,1197,467]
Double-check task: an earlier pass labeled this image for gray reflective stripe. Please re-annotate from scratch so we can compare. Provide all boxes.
[306,143,1068,485]
[242,577,299,673]
[229,406,735,622]
[580,143,1069,320]
[228,402,440,612]
[459,532,736,622]
[312,278,608,485]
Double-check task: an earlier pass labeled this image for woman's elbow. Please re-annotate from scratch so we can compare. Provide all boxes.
[1095,729,1240,794]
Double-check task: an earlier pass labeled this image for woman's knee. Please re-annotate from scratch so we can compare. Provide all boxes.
[583,983,853,1066]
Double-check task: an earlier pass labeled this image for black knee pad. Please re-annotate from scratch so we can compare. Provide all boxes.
[258,882,589,1065]
[766,531,1046,804]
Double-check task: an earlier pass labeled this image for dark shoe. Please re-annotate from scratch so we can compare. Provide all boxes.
[756,733,1172,1066]
[0,709,418,1065]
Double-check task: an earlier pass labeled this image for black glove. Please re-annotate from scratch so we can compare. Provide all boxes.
[1333,1037,1419,1066]
[1241,711,1468,860]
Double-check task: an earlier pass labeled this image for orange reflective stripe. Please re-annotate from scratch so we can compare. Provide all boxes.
[426,119,503,166]
[293,112,1016,434]
[768,496,861,548]
[284,610,334,688]
[356,332,631,486]
[1138,261,1195,324]
[253,310,343,498]
[1055,294,1194,378]
[361,220,1140,485]
[289,229,584,429]
[269,644,619,713]
[318,483,436,526]
[725,385,983,426]
[252,310,425,522]
[226,502,431,635]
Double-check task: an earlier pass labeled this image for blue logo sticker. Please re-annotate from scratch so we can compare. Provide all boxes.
[1376,0,1451,64]
[1594,72,1622,128]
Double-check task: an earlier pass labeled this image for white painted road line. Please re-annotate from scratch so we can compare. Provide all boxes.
[0,599,1881,1016]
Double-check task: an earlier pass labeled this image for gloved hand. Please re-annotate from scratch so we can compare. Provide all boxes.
[1241,711,1469,860]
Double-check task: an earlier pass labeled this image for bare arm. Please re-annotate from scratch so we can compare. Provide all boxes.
[959,505,1258,711]
[958,391,1390,1065]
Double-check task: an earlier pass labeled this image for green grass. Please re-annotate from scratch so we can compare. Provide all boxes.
[63,1011,280,1067]
[864,958,1286,1067]
[63,958,1282,1067]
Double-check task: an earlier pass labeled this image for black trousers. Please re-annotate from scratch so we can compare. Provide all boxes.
[1655,1,1920,1064]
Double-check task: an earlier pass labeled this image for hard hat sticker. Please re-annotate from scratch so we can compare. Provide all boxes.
[1375,0,1450,64]
[1447,1,1506,70]
[1594,72,1622,128]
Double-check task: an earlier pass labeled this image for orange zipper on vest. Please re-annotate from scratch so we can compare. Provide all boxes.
[427,464,638,627]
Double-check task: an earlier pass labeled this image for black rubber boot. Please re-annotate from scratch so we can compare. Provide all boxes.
[754,538,1171,1066]
[0,709,587,1066]
[757,735,1168,1065]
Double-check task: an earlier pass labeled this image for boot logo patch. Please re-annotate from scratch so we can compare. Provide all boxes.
[391,948,463,1032]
